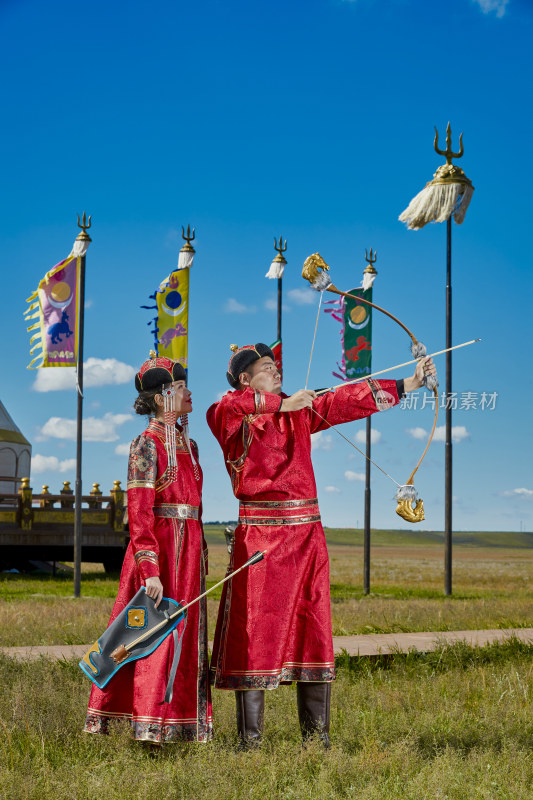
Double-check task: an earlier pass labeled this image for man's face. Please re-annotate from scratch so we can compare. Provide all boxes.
[240,357,282,395]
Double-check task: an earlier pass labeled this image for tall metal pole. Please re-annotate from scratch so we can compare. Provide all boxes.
[269,236,286,377]
[277,275,282,344]
[73,214,91,598]
[444,217,452,595]
[362,249,377,595]
[363,414,371,594]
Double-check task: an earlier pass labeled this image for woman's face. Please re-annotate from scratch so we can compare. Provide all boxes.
[157,380,192,416]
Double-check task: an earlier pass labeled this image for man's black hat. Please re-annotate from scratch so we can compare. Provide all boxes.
[226,343,275,388]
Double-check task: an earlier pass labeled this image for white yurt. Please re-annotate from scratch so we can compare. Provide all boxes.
[0,400,31,495]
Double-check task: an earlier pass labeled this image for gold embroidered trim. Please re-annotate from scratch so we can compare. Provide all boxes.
[239,498,318,509]
[127,480,156,490]
[153,504,199,520]
[134,549,159,567]
[237,514,321,526]
[254,390,267,414]
[222,662,335,675]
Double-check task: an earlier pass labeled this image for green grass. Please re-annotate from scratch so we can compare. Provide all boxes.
[2,530,533,796]
[1,529,532,646]
[1,641,533,799]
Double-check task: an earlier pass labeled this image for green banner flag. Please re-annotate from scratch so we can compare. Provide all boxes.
[324,286,373,381]
[343,286,372,379]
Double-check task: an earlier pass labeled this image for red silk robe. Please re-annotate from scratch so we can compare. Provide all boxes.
[84,418,212,742]
[207,380,399,690]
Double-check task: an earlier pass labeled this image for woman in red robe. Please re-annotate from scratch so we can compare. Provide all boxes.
[207,343,434,747]
[84,355,212,743]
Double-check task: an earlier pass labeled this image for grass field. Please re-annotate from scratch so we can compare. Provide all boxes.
[1,527,532,798]
[1,640,533,799]
[1,527,531,646]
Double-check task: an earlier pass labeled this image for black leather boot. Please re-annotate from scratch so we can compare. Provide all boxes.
[296,682,331,748]
[235,689,265,749]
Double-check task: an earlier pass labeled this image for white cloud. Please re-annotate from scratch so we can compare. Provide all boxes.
[115,443,131,456]
[434,425,470,443]
[345,470,365,482]
[472,0,509,18]
[406,427,427,440]
[354,428,381,445]
[31,454,77,474]
[502,488,533,498]
[325,485,341,493]
[287,288,317,306]
[224,298,256,313]
[406,425,470,443]
[39,412,133,443]
[32,358,135,392]
[311,431,333,451]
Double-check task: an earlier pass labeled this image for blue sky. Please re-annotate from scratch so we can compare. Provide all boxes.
[1,0,531,531]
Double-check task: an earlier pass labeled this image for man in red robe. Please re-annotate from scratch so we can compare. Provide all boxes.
[207,343,435,747]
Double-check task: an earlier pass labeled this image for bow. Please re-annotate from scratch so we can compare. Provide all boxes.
[301,252,439,523]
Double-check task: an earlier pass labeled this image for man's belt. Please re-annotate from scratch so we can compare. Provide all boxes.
[153,503,199,520]
[238,498,321,526]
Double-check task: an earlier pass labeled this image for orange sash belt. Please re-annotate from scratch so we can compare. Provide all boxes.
[238,498,321,527]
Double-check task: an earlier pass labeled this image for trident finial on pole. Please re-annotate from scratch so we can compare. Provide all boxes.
[76,211,92,242]
[181,224,195,245]
[274,235,287,256]
[364,247,378,274]
[180,224,196,258]
[434,122,464,166]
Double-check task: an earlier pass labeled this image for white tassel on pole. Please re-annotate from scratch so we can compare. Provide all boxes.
[178,249,194,269]
[399,123,474,231]
[399,178,474,230]
[265,258,285,279]
[178,224,195,269]
[266,236,287,279]
[362,271,377,292]
[72,238,90,257]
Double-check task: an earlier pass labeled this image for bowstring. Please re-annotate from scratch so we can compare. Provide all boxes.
[304,292,323,390]
[311,407,401,488]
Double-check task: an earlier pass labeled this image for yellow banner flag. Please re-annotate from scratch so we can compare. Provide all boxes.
[155,268,189,368]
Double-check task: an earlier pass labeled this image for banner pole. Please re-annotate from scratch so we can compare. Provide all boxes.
[277,275,282,344]
[444,216,453,596]
[362,249,377,595]
[73,214,91,598]
[363,414,371,594]
[268,237,287,378]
